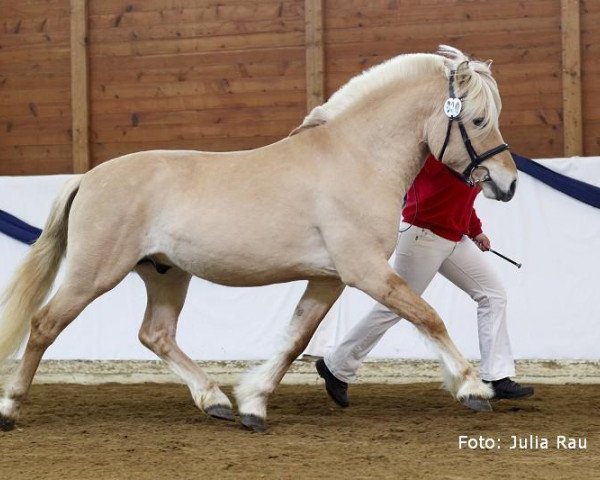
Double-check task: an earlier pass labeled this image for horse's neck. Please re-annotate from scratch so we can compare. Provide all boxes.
[328,86,434,195]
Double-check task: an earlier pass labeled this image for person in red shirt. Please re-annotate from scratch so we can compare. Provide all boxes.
[316,154,533,408]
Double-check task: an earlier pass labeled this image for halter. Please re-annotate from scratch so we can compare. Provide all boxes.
[437,69,510,186]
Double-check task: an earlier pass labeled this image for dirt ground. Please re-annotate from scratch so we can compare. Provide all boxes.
[0,383,598,480]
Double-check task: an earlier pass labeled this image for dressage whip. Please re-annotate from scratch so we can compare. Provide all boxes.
[489,248,522,269]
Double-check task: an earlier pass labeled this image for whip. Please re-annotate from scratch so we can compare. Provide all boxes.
[489,248,522,269]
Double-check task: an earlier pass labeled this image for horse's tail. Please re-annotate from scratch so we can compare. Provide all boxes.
[0,176,82,363]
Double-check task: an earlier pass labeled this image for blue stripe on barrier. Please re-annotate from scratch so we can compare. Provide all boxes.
[512,153,600,209]
[0,210,42,245]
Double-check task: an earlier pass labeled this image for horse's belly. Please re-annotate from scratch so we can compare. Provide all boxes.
[157,229,338,287]
[190,259,337,287]
[178,252,338,287]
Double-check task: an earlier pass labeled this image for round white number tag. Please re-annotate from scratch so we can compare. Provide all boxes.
[444,97,462,118]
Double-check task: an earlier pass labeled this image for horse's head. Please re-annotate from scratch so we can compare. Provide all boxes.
[425,46,517,202]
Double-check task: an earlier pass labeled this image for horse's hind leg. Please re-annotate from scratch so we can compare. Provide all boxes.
[0,266,129,430]
[136,264,234,421]
[235,279,344,432]
[0,289,86,430]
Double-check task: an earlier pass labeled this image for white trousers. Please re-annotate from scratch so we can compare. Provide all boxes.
[325,224,516,382]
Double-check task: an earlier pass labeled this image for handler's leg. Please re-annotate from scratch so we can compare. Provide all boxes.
[325,226,453,383]
[439,238,515,381]
[137,264,234,420]
[235,279,344,432]
[439,238,533,398]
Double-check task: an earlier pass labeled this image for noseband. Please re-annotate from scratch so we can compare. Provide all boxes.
[437,70,510,185]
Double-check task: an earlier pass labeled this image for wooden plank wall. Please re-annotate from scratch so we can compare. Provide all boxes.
[88,0,306,166]
[581,0,600,155]
[0,0,598,175]
[325,0,564,158]
[0,0,72,174]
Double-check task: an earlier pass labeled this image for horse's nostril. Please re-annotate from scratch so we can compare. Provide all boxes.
[500,178,517,202]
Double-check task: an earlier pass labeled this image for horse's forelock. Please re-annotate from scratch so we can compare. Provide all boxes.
[438,45,501,138]
[459,63,501,138]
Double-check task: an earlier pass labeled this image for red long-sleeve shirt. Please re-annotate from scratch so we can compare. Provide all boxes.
[402,154,483,241]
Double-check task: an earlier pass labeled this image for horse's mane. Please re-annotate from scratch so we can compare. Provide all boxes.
[291,45,501,138]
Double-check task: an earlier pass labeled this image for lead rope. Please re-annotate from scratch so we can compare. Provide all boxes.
[398,183,418,234]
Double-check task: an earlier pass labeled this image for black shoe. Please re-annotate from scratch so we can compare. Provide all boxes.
[485,377,534,400]
[316,359,349,407]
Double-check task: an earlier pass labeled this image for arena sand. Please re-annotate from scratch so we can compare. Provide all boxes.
[0,383,598,479]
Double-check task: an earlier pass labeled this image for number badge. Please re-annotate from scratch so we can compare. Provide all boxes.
[444,97,462,118]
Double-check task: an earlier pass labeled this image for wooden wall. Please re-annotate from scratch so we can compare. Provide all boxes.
[326,0,565,158]
[0,0,598,175]
[582,0,600,155]
[88,0,306,167]
[0,0,72,174]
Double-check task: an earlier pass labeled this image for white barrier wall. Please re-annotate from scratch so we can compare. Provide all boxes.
[0,157,599,361]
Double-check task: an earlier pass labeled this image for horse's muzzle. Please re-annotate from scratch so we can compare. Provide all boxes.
[498,178,517,202]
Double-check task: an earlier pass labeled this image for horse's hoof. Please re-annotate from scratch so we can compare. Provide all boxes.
[205,404,235,422]
[240,413,268,433]
[0,414,15,432]
[461,396,493,412]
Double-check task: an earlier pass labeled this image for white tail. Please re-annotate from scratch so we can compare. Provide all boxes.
[0,176,82,362]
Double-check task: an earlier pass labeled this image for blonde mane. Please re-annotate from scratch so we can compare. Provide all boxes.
[292,45,501,138]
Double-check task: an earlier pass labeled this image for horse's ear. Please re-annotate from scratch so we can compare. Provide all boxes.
[455,60,471,87]
[485,59,493,69]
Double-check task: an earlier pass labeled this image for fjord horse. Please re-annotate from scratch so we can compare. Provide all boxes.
[0,46,516,431]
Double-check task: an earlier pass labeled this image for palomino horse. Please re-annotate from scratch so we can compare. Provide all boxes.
[0,46,516,432]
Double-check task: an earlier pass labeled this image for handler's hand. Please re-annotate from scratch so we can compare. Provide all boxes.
[473,233,491,251]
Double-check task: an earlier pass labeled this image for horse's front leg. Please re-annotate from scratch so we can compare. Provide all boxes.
[234,279,344,432]
[346,260,493,405]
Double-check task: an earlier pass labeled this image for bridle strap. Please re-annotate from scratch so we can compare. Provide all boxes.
[437,118,454,162]
[437,71,459,162]
[457,122,510,176]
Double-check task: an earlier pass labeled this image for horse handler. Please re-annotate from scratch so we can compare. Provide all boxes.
[316,153,534,409]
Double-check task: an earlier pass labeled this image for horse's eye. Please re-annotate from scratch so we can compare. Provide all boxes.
[473,117,485,127]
